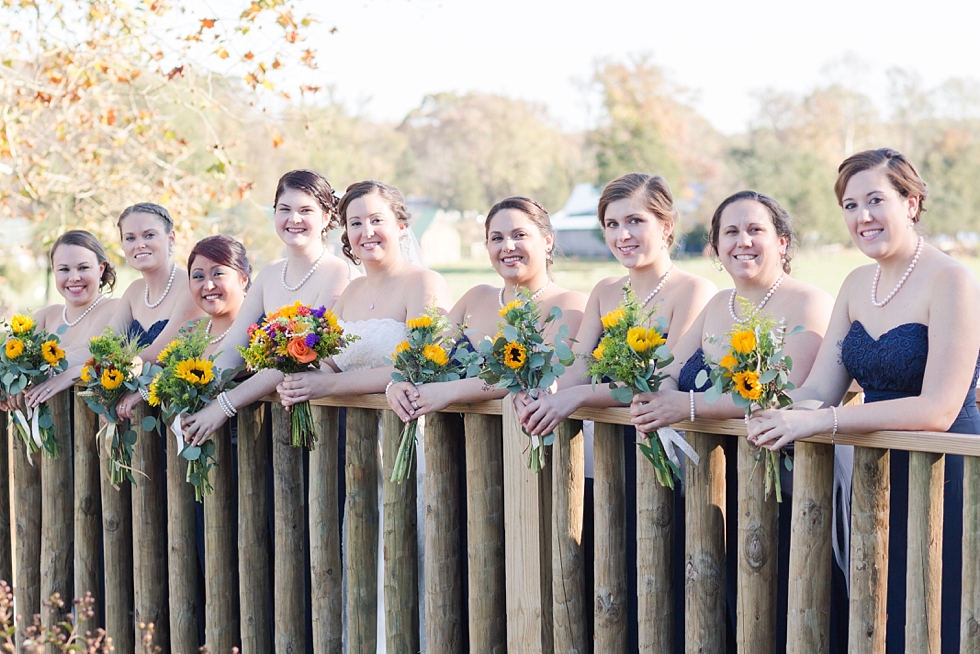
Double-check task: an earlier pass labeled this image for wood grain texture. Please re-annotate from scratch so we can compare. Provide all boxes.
[593,421,627,652]
[962,456,980,653]
[165,423,199,654]
[73,396,102,635]
[237,402,272,653]
[0,413,10,589]
[204,421,240,654]
[636,434,674,654]
[100,471,134,653]
[41,392,74,649]
[346,407,380,654]
[552,419,586,654]
[905,451,944,653]
[848,447,890,654]
[13,421,42,648]
[309,405,341,653]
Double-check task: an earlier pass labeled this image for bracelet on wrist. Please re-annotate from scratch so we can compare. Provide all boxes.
[830,406,838,445]
[138,386,150,402]
[689,389,696,422]
[385,380,396,396]
[217,391,237,418]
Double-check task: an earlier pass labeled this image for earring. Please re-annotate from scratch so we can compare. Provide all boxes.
[546,249,554,263]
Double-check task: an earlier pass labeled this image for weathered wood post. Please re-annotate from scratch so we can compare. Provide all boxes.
[12,424,42,647]
[346,406,380,653]
[424,411,465,652]
[636,433,674,654]
[552,419,586,654]
[593,421,627,652]
[41,391,75,647]
[130,403,169,647]
[906,451,944,653]
[463,412,506,652]
[100,454,134,651]
[237,402,272,652]
[204,421,240,654]
[309,404,341,653]
[849,447,890,654]
[166,422,199,654]
[963,455,980,653]
[271,402,306,653]
[736,440,777,653]
[73,392,103,635]
[685,431,726,654]
[786,441,834,653]
[0,412,10,587]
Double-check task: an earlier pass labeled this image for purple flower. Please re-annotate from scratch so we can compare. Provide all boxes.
[311,306,326,318]
[305,333,320,347]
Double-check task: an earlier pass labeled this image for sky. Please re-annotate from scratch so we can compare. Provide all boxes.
[287,0,980,135]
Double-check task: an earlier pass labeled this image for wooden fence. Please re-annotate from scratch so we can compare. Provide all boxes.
[2,388,979,653]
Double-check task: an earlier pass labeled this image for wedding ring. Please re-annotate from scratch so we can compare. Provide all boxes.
[412,401,419,410]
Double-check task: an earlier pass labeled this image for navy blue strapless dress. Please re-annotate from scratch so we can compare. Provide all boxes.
[842,320,977,654]
[128,319,168,349]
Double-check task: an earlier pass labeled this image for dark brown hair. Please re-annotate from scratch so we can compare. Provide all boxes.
[117,202,174,234]
[50,229,116,292]
[710,190,795,274]
[597,173,677,246]
[834,148,928,223]
[188,235,252,290]
[485,196,556,273]
[275,169,341,237]
[337,180,411,264]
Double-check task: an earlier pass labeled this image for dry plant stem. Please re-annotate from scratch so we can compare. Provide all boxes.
[309,405,342,652]
[272,402,306,652]
[73,395,103,635]
[237,402,272,652]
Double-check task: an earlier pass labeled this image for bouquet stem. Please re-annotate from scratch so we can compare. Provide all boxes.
[390,418,418,484]
[186,460,213,502]
[290,400,318,449]
[638,431,679,490]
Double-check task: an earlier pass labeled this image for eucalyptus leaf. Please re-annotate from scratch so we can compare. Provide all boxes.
[181,445,202,461]
[695,369,709,388]
[759,369,778,384]
[611,386,634,404]
[141,416,157,432]
[542,433,555,446]
[503,325,519,342]
[38,413,53,429]
[704,383,724,405]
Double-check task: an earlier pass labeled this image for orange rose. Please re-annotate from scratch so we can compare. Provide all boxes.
[286,337,318,364]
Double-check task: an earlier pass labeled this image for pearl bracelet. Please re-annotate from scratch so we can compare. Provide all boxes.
[689,389,696,422]
[138,386,150,402]
[217,391,237,418]
[830,406,838,445]
[385,380,396,396]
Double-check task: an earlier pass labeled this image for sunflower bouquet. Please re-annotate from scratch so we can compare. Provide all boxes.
[696,299,804,502]
[77,327,158,486]
[477,288,575,473]
[238,301,354,449]
[147,320,238,501]
[0,313,69,457]
[587,287,698,489]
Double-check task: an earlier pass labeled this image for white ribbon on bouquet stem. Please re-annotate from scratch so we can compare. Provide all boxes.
[656,426,700,468]
[13,404,42,460]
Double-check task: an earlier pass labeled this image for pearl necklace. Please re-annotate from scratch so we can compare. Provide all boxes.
[871,236,923,308]
[499,281,551,308]
[206,319,234,345]
[281,248,326,292]
[729,274,785,324]
[626,265,673,307]
[144,264,176,309]
[62,293,108,328]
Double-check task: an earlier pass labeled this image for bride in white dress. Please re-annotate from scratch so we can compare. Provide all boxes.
[277,180,453,652]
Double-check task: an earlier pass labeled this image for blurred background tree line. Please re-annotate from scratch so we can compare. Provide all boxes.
[3,1,980,302]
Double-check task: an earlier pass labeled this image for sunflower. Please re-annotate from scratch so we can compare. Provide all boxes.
[733,370,763,401]
[407,315,433,330]
[10,314,34,334]
[392,340,411,359]
[600,308,626,330]
[730,330,756,355]
[5,338,24,359]
[719,354,739,376]
[422,344,449,367]
[503,341,527,369]
[175,359,215,385]
[323,310,340,330]
[100,368,124,390]
[592,342,606,361]
[147,377,161,407]
[499,300,522,317]
[157,340,181,364]
[626,327,666,353]
[41,340,65,366]
[80,365,94,383]
[271,302,302,321]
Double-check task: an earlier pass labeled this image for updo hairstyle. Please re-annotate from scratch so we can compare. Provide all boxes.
[597,173,678,246]
[50,229,117,293]
[337,180,411,265]
[709,190,796,274]
[834,148,928,223]
[187,235,252,290]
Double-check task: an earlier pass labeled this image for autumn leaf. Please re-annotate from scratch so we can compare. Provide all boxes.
[166,66,184,80]
[271,132,284,148]
[300,49,316,69]
[200,18,216,29]
[215,46,229,59]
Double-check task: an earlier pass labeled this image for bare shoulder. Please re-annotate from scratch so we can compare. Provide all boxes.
[35,304,60,329]
[456,284,497,308]
[552,288,587,312]
[926,249,980,303]
[673,268,717,295]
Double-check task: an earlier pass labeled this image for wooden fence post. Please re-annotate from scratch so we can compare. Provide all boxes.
[685,431,726,654]
[41,391,74,646]
[73,393,102,635]
[204,421,240,654]
[593,421,627,652]
[12,425,41,647]
[346,406,380,653]
[237,402,272,652]
[552,419,586,654]
[963,455,980,653]
[736,439,777,654]
[0,412,11,590]
[271,402,307,653]
[906,451,944,653]
[463,413,506,653]
[786,441,834,653]
[424,411,464,653]
[849,447,889,654]
[130,403,169,648]
[636,434,674,654]
[166,422,199,654]
[101,458,134,651]
[309,405,341,653]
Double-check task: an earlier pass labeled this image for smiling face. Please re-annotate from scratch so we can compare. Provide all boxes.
[717,199,787,283]
[275,187,328,250]
[601,195,672,269]
[52,243,105,307]
[120,212,174,273]
[344,192,406,265]
[189,254,248,319]
[486,208,553,285]
[841,167,918,260]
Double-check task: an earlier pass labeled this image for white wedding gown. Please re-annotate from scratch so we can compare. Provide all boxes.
[335,318,426,652]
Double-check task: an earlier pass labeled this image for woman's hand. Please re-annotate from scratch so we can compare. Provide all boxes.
[116,391,143,421]
[25,373,75,409]
[181,402,229,447]
[513,390,577,437]
[1,391,24,413]
[277,370,332,409]
[630,389,688,434]
[387,381,456,422]
[747,407,832,451]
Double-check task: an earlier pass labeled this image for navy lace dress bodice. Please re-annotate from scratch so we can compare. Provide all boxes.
[128,319,168,349]
[677,348,712,393]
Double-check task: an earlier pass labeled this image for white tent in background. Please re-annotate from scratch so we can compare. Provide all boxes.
[551,183,611,259]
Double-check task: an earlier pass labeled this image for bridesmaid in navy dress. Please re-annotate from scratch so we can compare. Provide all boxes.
[748,148,980,653]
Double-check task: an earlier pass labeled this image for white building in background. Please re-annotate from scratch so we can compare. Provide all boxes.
[551,183,609,259]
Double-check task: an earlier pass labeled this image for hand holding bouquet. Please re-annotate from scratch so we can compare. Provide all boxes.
[238,301,355,449]
[1,313,69,457]
[477,288,575,473]
[588,286,698,489]
[77,327,158,486]
[148,320,238,502]
[696,299,803,502]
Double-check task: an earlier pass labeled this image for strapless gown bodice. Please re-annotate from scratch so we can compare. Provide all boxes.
[678,347,712,393]
[129,319,168,349]
[334,319,407,372]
